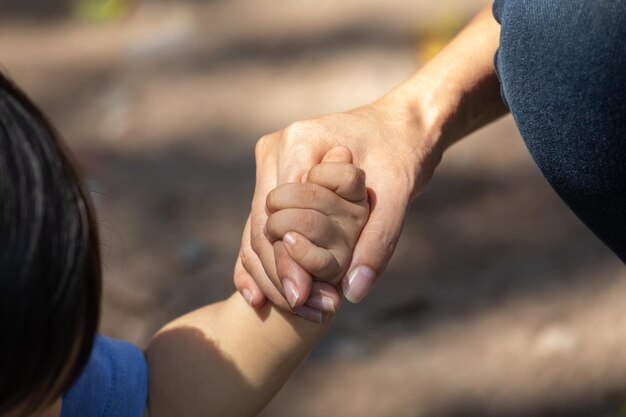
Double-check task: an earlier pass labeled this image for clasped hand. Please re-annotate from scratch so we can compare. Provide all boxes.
[234,101,442,320]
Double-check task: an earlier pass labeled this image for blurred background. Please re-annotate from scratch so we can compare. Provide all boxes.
[1,0,626,416]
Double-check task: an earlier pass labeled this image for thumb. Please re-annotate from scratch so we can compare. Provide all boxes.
[342,192,406,303]
[302,146,353,183]
[321,146,353,163]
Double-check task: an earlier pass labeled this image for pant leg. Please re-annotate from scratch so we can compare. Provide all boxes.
[493,0,626,262]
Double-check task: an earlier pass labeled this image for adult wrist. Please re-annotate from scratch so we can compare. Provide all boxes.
[380,4,508,157]
[375,74,453,167]
[398,72,466,152]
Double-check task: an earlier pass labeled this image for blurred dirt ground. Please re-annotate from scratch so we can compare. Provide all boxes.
[1,1,626,416]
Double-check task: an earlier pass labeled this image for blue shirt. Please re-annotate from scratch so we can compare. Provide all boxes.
[61,335,148,417]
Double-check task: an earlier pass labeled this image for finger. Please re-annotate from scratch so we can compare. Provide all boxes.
[342,192,406,303]
[305,281,342,314]
[249,215,281,287]
[234,255,266,308]
[301,146,352,183]
[235,215,268,308]
[308,145,364,201]
[240,244,291,311]
[250,136,284,295]
[266,208,340,247]
[242,213,291,311]
[283,231,342,282]
[277,125,328,184]
[292,305,324,323]
[307,162,367,202]
[321,145,353,164]
[252,133,318,309]
[266,183,353,216]
[273,240,313,308]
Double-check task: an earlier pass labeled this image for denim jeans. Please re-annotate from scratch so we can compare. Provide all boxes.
[493,0,626,262]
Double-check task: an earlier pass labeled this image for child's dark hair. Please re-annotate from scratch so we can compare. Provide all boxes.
[0,72,101,414]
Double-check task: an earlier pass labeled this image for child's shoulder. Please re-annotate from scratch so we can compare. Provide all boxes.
[61,335,147,417]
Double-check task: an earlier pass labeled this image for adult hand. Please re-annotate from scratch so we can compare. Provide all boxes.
[234,4,507,313]
[234,92,444,311]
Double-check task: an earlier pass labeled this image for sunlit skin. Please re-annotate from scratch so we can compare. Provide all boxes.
[4,149,365,417]
[145,149,365,417]
[236,4,508,313]
[7,4,507,415]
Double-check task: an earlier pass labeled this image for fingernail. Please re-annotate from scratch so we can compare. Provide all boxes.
[294,306,323,323]
[283,232,296,247]
[282,278,299,308]
[241,289,254,306]
[342,266,376,303]
[306,295,336,313]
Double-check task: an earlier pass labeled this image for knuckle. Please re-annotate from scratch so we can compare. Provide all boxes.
[300,249,325,274]
[301,211,317,236]
[311,252,340,280]
[254,134,271,158]
[264,214,278,239]
[283,119,320,141]
[283,121,307,143]
[306,164,323,183]
[267,184,294,211]
[350,201,370,224]
[298,184,318,205]
[364,226,397,262]
[310,256,329,276]
[266,189,278,211]
[342,167,362,194]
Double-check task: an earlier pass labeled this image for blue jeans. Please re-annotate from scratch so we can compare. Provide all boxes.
[493,0,626,262]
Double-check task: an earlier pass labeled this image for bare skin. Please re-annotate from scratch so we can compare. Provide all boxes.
[9,149,364,417]
[9,5,506,415]
[146,149,366,417]
[235,4,509,314]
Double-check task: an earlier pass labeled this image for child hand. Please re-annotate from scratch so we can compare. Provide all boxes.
[265,146,370,315]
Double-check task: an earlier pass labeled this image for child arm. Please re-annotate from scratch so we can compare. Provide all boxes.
[145,148,367,417]
[145,288,332,417]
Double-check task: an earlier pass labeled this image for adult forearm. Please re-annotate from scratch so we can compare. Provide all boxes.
[383,5,507,155]
[236,5,508,311]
